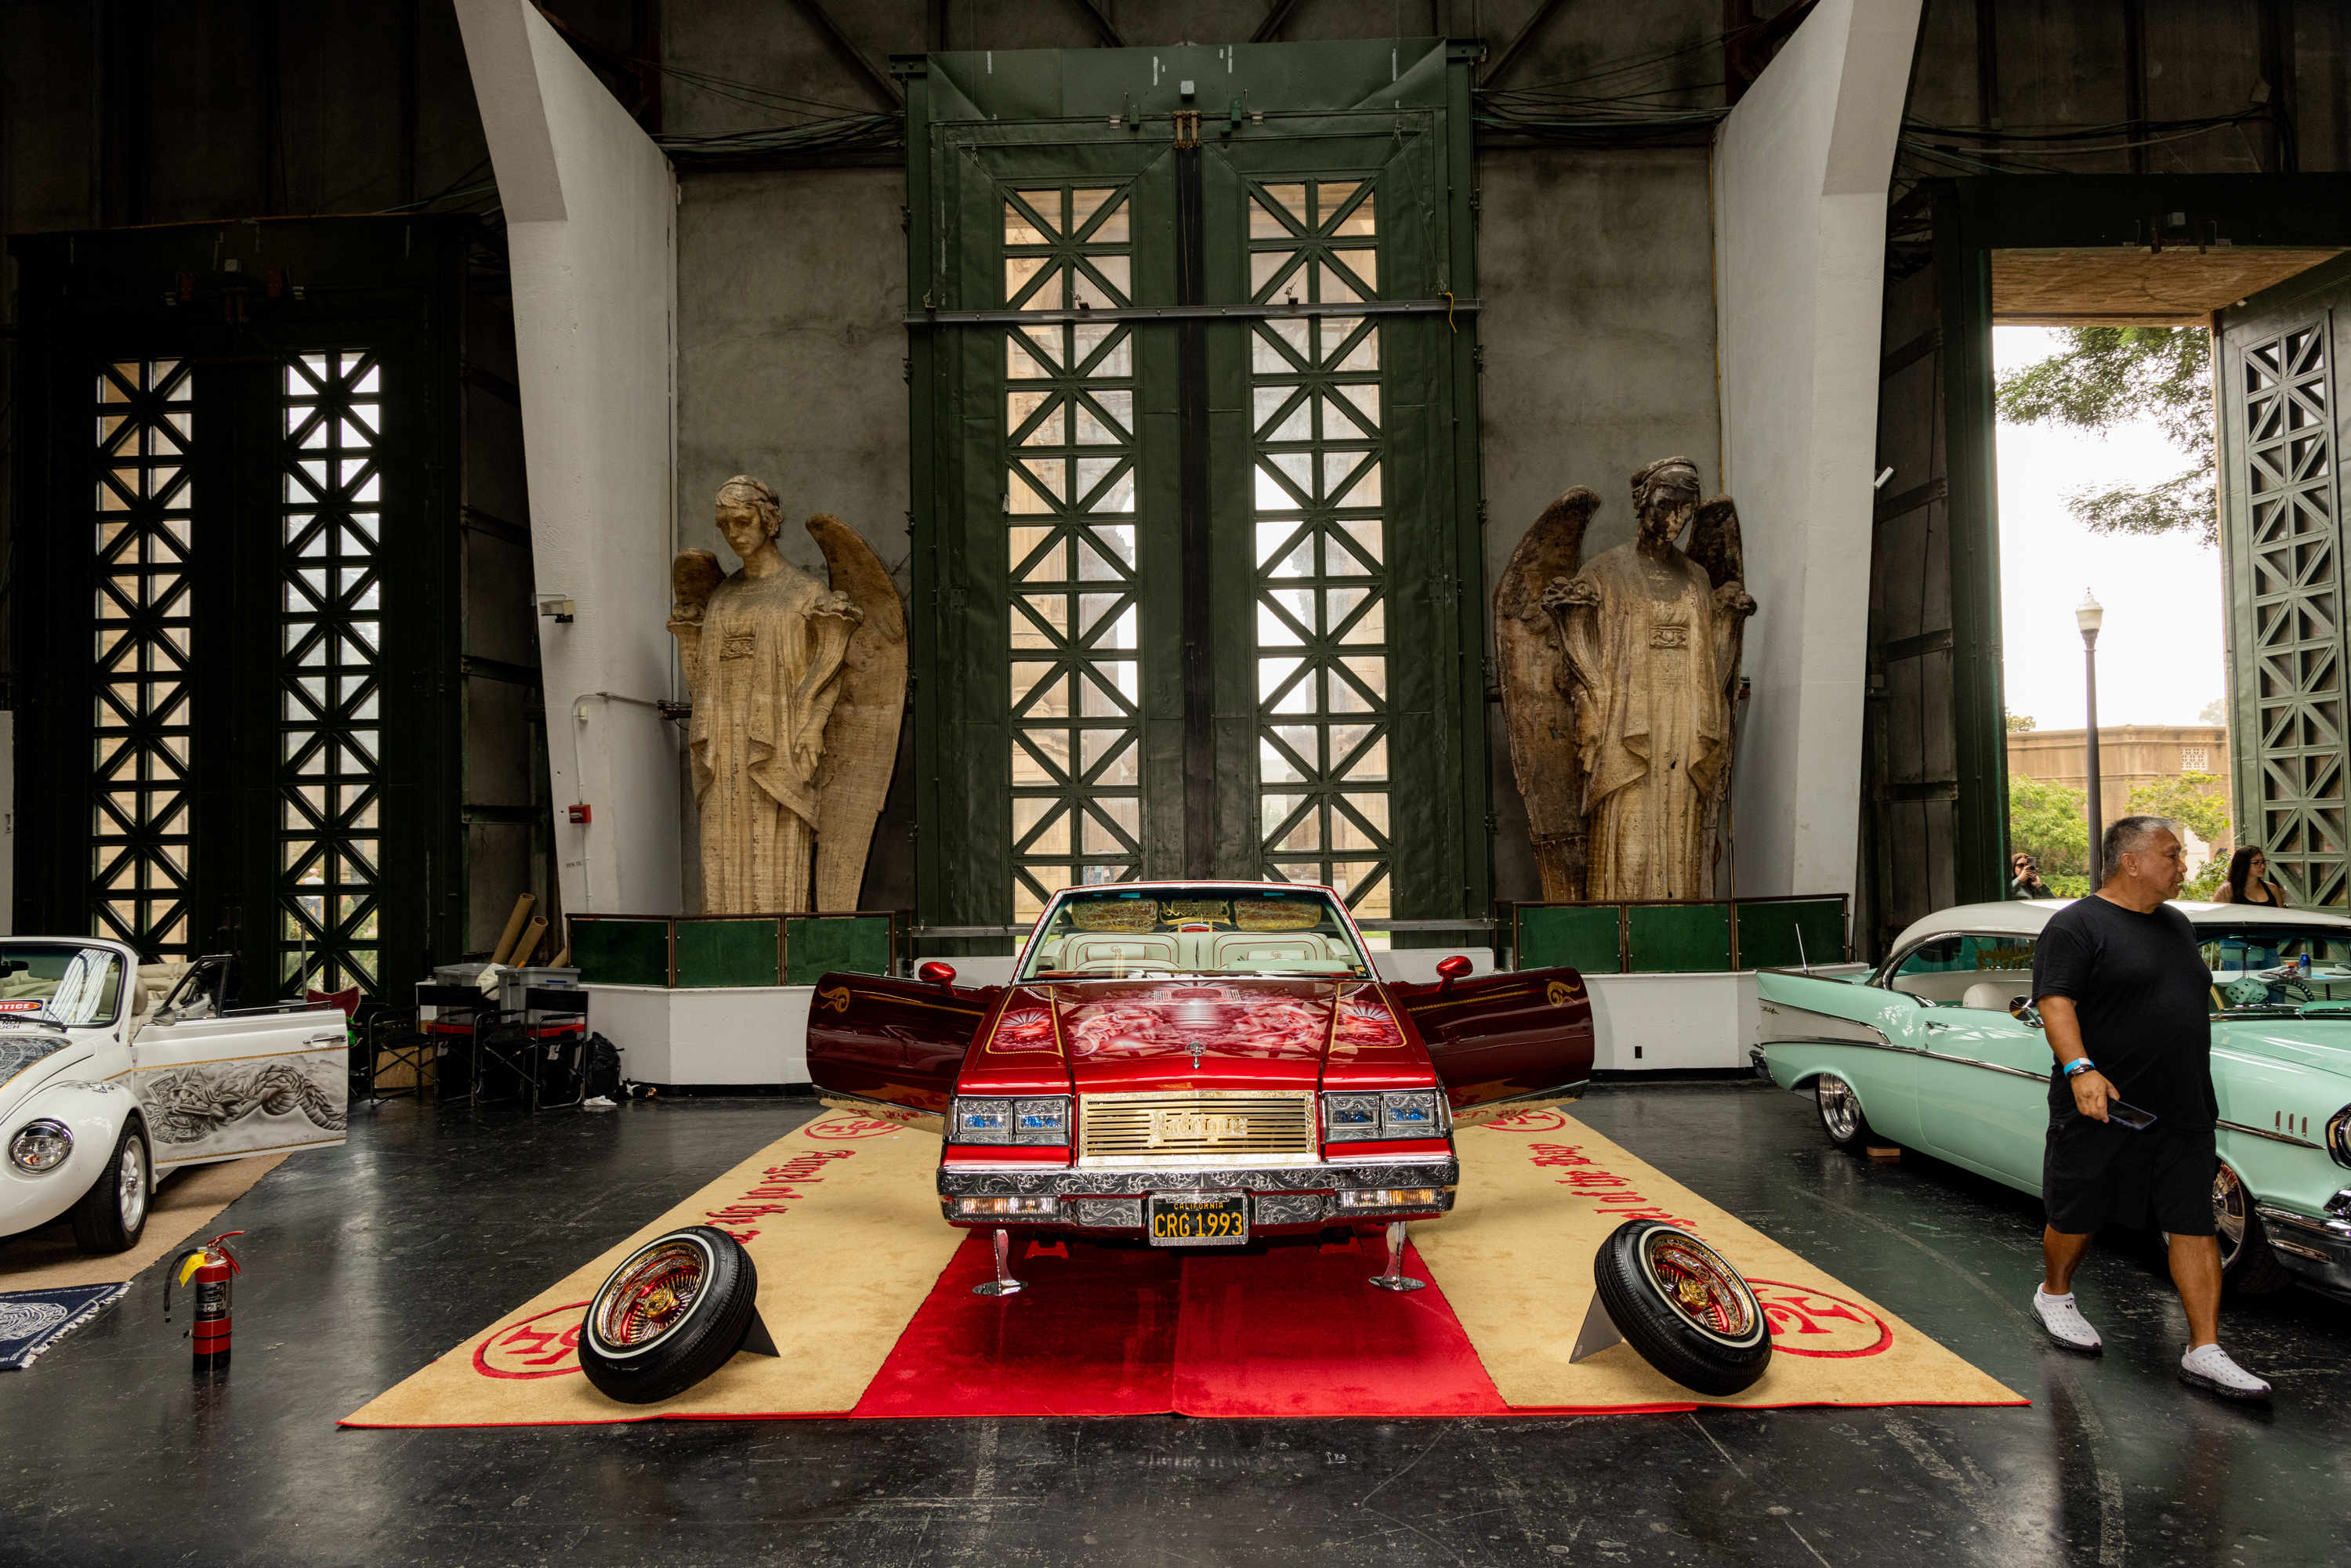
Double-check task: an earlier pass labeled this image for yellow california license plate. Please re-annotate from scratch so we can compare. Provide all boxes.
[1147,1191,1248,1248]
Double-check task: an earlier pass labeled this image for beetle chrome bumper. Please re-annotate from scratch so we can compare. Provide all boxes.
[2256,1199,2351,1293]
[937,1156,1461,1229]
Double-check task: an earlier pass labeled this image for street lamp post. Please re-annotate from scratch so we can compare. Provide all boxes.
[2078,590,2105,885]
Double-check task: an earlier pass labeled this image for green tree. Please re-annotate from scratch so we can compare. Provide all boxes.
[2005,708,2037,732]
[2009,773,2089,889]
[2126,770,2230,850]
[1994,327,2214,546]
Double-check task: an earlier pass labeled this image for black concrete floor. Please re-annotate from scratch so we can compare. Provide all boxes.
[5,1081,2348,1567]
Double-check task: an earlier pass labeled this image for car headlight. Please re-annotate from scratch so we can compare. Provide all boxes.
[2327,1106,2351,1169]
[1324,1092,1382,1141]
[1323,1090,1447,1143]
[9,1119,73,1172]
[951,1096,1070,1146]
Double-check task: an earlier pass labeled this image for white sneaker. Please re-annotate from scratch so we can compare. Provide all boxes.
[2032,1286,2102,1353]
[2179,1342,2272,1401]
[581,1095,617,1111]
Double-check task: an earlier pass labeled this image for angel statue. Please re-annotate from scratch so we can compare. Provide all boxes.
[1494,456,1755,903]
[668,476,907,914]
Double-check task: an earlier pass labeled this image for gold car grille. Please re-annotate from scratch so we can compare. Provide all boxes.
[1078,1091,1319,1167]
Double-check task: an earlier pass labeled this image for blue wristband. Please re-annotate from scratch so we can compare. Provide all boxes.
[2063,1057,2096,1078]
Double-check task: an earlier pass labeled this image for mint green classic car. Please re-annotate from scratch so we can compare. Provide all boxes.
[1758,900,2351,1298]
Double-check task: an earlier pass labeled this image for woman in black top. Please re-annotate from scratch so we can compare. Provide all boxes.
[2215,846,2289,907]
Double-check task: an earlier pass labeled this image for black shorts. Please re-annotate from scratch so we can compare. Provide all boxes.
[2042,1117,2217,1237]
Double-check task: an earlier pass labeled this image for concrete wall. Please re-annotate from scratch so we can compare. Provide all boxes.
[456,0,682,919]
[673,168,916,911]
[1476,147,1723,903]
[1712,0,1921,900]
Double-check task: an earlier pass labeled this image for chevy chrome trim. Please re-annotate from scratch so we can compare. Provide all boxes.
[2217,1117,2327,1151]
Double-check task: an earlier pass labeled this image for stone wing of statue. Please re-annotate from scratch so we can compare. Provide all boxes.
[1684,494,1744,598]
[1685,494,1748,855]
[806,514,908,911]
[671,548,724,622]
[1495,486,1601,901]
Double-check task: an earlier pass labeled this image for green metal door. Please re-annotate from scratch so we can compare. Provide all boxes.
[905,40,1484,943]
[2219,251,2351,907]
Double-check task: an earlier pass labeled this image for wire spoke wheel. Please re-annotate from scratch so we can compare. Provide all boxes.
[592,1241,708,1353]
[580,1226,763,1404]
[1642,1230,1758,1342]
[1592,1220,1773,1396]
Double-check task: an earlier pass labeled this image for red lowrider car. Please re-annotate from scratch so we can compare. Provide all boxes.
[807,880,1593,1293]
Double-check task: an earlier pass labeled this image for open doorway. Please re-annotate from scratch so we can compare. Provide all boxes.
[1860,176,2351,956]
[1992,245,2342,904]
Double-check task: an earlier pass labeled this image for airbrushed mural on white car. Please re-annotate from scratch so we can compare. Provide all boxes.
[0,941,349,1255]
[1757,900,2351,1299]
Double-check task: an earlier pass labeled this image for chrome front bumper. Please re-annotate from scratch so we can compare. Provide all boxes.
[937,1155,1461,1229]
[2256,1200,2351,1293]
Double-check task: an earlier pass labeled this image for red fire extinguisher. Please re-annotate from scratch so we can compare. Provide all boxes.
[165,1230,245,1374]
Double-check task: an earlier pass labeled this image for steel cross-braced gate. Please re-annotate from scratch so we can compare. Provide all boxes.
[9,218,547,998]
[902,40,1485,943]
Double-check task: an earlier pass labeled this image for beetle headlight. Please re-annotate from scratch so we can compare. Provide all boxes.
[1324,1090,1447,1143]
[2327,1106,2351,1169]
[951,1096,1070,1146]
[9,1119,73,1172]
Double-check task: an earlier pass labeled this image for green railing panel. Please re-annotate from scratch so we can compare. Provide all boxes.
[1626,903,1733,973]
[674,920,781,988]
[1516,905,1622,975]
[1737,899,1847,971]
[784,916,893,985]
[571,919,669,987]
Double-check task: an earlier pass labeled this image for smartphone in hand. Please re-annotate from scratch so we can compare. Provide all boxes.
[2106,1099,2158,1132]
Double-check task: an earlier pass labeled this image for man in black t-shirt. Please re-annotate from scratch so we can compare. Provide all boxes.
[2027,815,2270,1400]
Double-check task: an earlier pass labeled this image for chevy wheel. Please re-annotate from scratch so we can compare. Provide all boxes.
[2212,1163,2294,1295]
[1814,1074,1874,1151]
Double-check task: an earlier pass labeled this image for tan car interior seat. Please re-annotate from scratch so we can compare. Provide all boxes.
[1059,934,1181,972]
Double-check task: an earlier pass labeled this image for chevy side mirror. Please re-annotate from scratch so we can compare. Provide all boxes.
[1435,954,1473,990]
[2009,997,2042,1028]
[918,961,957,988]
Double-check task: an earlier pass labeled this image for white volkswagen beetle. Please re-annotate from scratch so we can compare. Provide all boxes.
[2,939,350,1254]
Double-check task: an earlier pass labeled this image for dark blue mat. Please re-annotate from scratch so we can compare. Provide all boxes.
[1,1283,130,1370]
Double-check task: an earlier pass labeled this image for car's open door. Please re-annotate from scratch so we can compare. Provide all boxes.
[1389,965,1595,1126]
[805,970,998,1133]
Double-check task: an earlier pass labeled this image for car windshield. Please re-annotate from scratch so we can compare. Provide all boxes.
[1018,886,1372,981]
[0,943,125,1027]
[2203,927,2351,1014]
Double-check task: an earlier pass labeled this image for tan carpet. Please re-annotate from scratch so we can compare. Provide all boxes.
[342,1113,961,1426]
[345,1107,2020,1427]
[0,1154,289,1290]
[1415,1110,2023,1409]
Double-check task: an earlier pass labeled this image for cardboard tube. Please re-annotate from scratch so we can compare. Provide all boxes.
[488,894,536,966]
[550,944,571,969]
[511,915,549,969]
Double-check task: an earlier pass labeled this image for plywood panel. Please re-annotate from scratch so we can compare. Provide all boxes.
[1994,248,2344,324]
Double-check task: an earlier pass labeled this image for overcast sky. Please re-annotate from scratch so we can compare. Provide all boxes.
[1992,325,2225,732]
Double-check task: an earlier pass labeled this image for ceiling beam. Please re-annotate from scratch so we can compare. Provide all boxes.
[1066,0,1128,48]
[786,0,904,110]
[1481,0,1575,91]
[1251,0,1309,43]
